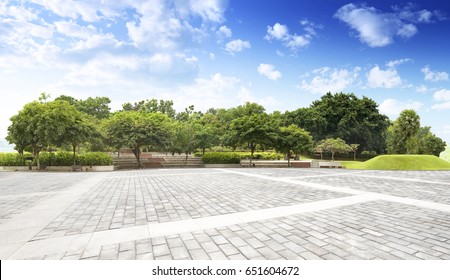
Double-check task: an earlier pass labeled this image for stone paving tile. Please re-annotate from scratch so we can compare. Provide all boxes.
[31,170,348,239]
[298,174,450,204]
[0,172,95,195]
[69,199,449,260]
[0,195,51,223]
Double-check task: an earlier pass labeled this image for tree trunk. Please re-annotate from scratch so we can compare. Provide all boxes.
[250,142,254,167]
[353,151,356,161]
[202,148,205,155]
[33,144,40,170]
[72,144,77,165]
[287,152,291,167]
[331,151,335,161]
[132,147,141,169]
[185,152,188,166]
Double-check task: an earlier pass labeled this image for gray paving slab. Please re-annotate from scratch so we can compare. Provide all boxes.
[1,168,450,260]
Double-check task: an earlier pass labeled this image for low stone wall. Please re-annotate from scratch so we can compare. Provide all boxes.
[0,166,114,172]
[204,164,241,168]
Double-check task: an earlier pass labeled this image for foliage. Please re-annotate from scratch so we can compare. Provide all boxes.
[229,103,276,165]
[286,92,389,153]
[77,152,113,166]
[104,111,172,168]
[201,152,278,164]
[274,125,313,166]
[122,98,176,118]
[0,153,30,166]
[395,109,421,154]
[317,138,351,161]
[342,155,450,170]
[55,95,111,119]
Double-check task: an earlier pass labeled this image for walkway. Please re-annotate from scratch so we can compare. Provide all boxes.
[0,168,449,260]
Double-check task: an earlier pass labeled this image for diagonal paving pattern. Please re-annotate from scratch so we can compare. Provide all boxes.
[0,168,450,260]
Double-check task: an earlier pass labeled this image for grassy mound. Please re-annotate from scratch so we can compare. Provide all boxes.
[342,155,450,170]
[440,147,450,163]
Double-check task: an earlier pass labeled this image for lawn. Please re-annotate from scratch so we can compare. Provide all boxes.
[341,154,450,170]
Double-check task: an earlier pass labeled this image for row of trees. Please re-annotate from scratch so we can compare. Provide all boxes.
[7,92,446,168]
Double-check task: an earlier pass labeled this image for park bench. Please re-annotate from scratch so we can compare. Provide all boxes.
[319,162,345,168]
[71,165,82,172]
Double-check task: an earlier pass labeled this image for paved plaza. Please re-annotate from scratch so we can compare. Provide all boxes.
[1,168,450,260]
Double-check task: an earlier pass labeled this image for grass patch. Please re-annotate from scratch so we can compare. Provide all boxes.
[341,154,450,170]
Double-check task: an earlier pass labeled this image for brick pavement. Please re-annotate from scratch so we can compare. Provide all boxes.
[1,168,450,260]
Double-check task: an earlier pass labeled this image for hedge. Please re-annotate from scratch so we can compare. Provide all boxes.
[200,152,278,164]
[0,153,30,166]
[0,152,112,166]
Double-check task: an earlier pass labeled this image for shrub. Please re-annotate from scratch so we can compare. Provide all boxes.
[78,152,112,166]
[33,152,112,166]
[201,152,278,164]
[0,153,29,166]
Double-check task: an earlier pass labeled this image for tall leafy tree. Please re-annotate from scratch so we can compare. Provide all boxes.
[287,92,389,153]
[122,98,176,118]
[7,101,47,168]
[275,125,313,166]
[55,95,111,119]
[396,109,421,154]
[104,111,172,168]
[230,110,276,166]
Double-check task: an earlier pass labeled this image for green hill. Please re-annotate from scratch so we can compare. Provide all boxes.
[342,155,450,170]
[441,147,450,163]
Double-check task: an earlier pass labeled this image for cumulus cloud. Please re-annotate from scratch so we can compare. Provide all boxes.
[432,89,450,110]
[225,39,251,54]
[300,67,360,94]
[216,25,232,39]
[257,64,282,80]
[379,99,423,118]
[334,3,442,47]
[386,58,412,68]
[367,66,403,88]
[421,66,449,82]
[265,20,320,51]
[416,85,429,93]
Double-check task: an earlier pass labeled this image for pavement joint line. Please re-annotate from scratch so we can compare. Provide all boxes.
[0,173,109,260]
[344,173,450,186]
[8,193,379,259]
[217,169,450,212]
[217,169,365,195]
[283,171,367,180]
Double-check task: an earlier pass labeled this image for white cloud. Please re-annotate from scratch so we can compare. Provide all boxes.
[367,66,403,88]
[300,67,360,94]
[265,21,319,51]
[434,89,450,101]
[334,3,439,47]
[188,0,226,23]
[386,58,412,68]
[216,25,232,38]
[431,89,450,110]
[225,39,251,54]
[257,64,282,81]
[416,85,429,93]
[379,99,423,118]
[265,23,289,40]
[54,20,97,39]
[421,66,449,82]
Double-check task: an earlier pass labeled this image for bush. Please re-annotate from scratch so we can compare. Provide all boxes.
[361,150,377,159]
[201,152,278,164]
[0,153,29,166]
[78,152,112,166]
[33,152,112,166]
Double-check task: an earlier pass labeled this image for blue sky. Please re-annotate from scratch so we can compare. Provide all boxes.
[1,0,450,147]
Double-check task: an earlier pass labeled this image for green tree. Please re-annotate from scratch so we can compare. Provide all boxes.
[7,101,47,168]
[104,111,172,168]
[122,98,176,118]
[169,121,201,164]
[55,95,111,119]
[395,110,420,154]
[349,144,360,161]
[417,127,446,156]
[319,138,351,161]
[275,125,313,166]
[230,111,276,166]
[287,92,389,153]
